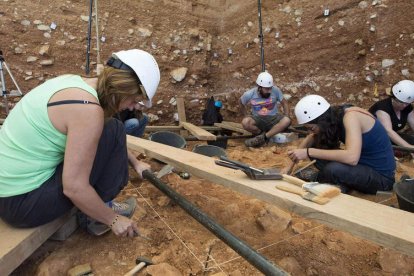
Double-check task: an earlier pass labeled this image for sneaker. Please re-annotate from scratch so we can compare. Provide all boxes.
[245,133,267,147]
[78,197,137,236]
[107,197,137,218]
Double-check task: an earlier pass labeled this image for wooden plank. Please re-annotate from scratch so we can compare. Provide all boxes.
[145,125,221,132]
[214,123,251,135]
[127,137,414,257]
[176,97,187,123]
[0,211,75,275]
[221,121,244,129]
[181,122,217,141]
[176,97,188,137]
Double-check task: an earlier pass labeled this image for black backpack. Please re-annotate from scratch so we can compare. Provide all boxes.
[202,96,222,126]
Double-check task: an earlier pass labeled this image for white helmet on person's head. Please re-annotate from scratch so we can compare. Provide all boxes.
[392,80,414,104]
[294,95,331,124]
[256,72,273,88]
[110,49,160,107]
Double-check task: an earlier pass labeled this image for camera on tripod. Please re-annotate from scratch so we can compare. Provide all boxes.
[0,49,23,114]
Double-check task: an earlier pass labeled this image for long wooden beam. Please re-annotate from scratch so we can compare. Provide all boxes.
[127,136,414,257]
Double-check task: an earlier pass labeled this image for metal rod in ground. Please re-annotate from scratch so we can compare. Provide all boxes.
[143,170,287,276]
[85,0,94,75]
[257,0,265,72]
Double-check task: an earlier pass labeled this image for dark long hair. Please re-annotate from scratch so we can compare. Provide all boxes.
[311,106,345,149]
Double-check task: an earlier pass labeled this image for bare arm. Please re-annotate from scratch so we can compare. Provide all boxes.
[288,111,365,165]
[52,89,138,237]
[280,99,290,117]
[283,134,315,173]
[127,148,151,178]
[376,110,413,147]
[240,98,248,116]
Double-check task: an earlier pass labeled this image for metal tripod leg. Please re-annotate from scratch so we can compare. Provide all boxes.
[0,58,23,115]
[0,60,9,114]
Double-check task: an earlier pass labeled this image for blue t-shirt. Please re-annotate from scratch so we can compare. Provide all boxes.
[240,86,283,116]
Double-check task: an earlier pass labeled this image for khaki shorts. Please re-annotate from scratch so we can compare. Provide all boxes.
[251,114,286,132]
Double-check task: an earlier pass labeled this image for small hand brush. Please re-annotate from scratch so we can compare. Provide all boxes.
[302,183,341,198]
[275,183,330,205]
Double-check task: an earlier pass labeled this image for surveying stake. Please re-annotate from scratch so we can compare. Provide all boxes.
[257,0,265,72]
[0,50,23,115]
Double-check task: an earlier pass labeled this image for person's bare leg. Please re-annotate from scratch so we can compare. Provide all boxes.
[241,116,261,135]
[265,117,291,138]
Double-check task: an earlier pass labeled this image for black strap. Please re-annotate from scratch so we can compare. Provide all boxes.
[47,100,101,107]
[106,57,142,84]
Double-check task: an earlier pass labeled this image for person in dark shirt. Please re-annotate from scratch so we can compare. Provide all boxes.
[369,80,414,148]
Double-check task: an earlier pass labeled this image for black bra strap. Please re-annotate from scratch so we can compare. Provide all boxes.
[47,100,101,107]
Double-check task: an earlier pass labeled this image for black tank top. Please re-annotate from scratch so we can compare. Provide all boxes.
[369,97,413,131]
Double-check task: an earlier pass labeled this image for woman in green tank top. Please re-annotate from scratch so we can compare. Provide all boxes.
[0,49,160,238]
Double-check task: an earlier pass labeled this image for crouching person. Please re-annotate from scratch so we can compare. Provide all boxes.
[285,95,395,194]
[0,49,160,237]
[240,72,291,147]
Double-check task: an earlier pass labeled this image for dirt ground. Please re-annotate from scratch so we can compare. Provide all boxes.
[1,0,414,275]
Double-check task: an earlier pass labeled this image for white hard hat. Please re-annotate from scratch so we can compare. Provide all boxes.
[392,80,414,104]
[111,49,160,107]
[256,72,273,88]
[294,95,331,124]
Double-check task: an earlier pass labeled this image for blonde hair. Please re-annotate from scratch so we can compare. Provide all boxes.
[96,67,143,117]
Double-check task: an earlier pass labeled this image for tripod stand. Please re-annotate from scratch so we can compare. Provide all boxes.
[0,50,23,115]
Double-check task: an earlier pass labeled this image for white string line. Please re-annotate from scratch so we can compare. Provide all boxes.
[209,224,324,268]
[134,187,225,273]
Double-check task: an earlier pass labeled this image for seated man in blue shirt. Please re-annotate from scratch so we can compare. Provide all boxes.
[240,72,291,147]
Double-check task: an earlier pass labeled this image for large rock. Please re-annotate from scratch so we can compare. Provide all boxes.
[378,248,414,274]
[170,67,188,82]
[256,205,291,233]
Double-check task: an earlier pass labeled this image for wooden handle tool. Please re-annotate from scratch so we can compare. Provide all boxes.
[275,183,330,205]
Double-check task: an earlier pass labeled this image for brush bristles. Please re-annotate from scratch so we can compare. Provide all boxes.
[302,192,330,205]
[304,184,341,198]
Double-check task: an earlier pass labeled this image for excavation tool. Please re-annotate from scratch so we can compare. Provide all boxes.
[157,164,190,179]
[123,256,153,276]
[142,170,288,276]
[275,173,340,205]
[215,156,282,180]
[275,183,330,205]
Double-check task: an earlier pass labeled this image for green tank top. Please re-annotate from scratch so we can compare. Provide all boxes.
[0,75,99,197]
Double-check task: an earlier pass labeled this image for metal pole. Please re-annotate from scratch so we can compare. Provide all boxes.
[258,0,265,72]
[142,170,287,276]
[85,0,93,75]
[94,0,101,65]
